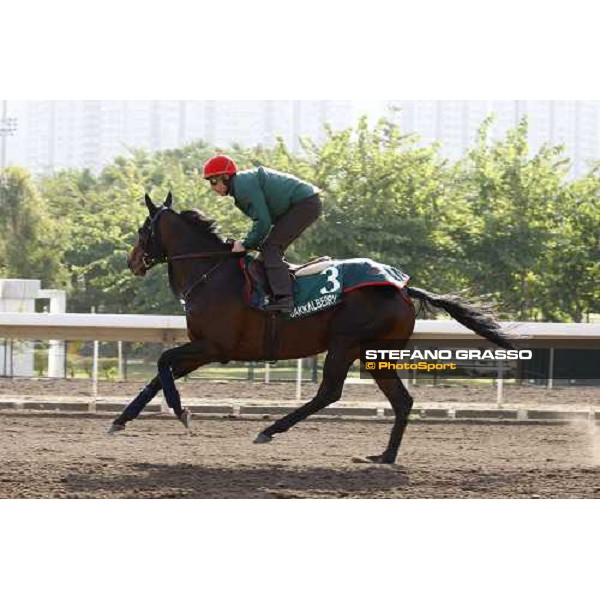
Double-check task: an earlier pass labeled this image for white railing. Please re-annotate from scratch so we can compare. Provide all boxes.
[1,312,599,342]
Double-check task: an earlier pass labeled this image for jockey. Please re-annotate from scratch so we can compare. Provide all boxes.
[202,154,323,313]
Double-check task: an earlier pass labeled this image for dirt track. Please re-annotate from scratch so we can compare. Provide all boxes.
[1,412,599,498]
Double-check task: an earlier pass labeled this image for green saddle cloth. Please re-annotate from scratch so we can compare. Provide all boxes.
[242,257,410,319]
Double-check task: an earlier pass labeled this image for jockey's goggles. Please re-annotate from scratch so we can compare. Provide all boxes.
[206,176,226,186]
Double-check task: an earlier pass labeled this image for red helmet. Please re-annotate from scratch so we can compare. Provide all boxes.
[202,154,237,178]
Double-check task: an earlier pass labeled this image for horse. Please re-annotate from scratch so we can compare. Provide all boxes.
[109,192,516,464]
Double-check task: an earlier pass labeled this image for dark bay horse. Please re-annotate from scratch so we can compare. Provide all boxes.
[110,192,515,464]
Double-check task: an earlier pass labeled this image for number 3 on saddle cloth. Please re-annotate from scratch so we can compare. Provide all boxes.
[239,255,411,319]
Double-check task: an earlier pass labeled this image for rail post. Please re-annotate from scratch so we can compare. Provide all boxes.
[90,307,98,410]
[496,361,504,407]
[296,358,303,402]
[547,348,554,390]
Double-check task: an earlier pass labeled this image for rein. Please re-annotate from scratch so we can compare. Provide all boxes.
[169,250,246,260]
[169,250,247,306]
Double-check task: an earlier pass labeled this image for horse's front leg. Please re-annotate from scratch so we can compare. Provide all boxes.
[107,376,162,433]
[108,341,217,434]
[157,346,187,424]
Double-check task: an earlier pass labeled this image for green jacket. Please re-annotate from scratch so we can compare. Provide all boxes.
[229,166,320,249]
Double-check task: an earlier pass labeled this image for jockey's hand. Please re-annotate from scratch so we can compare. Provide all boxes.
[232,240,246,253]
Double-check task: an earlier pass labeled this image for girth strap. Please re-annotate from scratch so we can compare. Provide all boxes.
[263,313,280,363]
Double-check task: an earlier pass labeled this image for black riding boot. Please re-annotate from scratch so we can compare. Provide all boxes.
[262,246,294,313]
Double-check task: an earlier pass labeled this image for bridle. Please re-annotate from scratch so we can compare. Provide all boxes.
[139,206,170,269]
[138,206,245,303]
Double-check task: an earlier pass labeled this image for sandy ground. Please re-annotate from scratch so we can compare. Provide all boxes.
[0,377,599,407]
[1,378,598,499]
[1,412,599,498]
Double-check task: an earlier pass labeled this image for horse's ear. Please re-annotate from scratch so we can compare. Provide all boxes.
[165,191,173,208]
[145,193,157,215]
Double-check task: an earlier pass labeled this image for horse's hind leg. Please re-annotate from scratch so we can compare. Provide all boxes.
[366,369,413,464]
[255,340,357,443]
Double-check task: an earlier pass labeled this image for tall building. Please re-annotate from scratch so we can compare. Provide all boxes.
[4,100,354,174]
[6,100,599,176]
[372,100,600,176]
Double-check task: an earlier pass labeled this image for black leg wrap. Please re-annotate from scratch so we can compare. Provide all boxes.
[158,365,183,416]
[117,380,161,424]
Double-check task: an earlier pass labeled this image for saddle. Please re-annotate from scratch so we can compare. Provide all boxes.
[248,255,334,286]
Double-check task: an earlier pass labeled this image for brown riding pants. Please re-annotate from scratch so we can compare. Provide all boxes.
[260,194,323,297]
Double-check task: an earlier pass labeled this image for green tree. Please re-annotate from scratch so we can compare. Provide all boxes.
[544,169,600,321]
[450,117,572,320]
[0,167,68,286]
[33,116,599,323]
[289,117,453,291]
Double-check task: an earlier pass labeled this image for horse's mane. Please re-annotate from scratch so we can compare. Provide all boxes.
[179,209,224,243]
[167,209,227,300]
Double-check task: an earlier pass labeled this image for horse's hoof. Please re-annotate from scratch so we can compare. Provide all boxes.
[351,455,387,464]
[365,454,395,465]
[179,409,192,429]
[254,433,273,444]
[107,423,125,435]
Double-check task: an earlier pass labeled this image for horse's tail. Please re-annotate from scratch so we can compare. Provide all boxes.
[406,287,517,350]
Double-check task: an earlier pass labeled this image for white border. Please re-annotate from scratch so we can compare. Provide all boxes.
[2,2,598,598]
